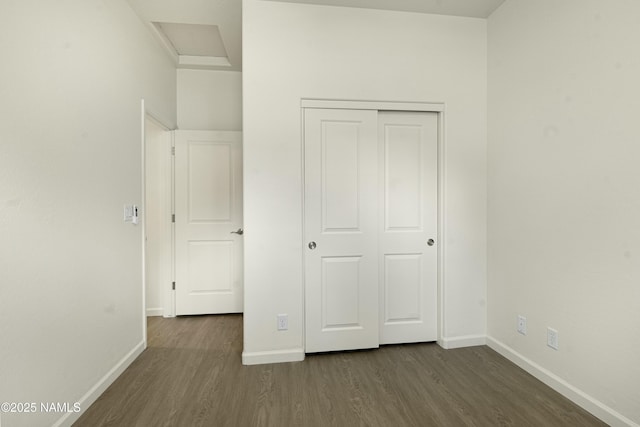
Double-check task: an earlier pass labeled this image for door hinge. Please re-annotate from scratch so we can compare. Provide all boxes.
[172,281,175,290]
[171,146,175,155]
[172,214,175,223]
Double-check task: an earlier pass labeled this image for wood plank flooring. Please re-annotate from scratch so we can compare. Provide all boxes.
[74,315,607,427]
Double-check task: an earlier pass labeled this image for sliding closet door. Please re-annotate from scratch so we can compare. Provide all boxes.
[304,108,379,353]
[378,112,438,344]
[304,107,439,353]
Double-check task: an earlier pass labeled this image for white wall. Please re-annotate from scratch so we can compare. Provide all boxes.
[0,0,176,426]
[177,70,243,131]
[243,0,487,361]
[487,1,640,425]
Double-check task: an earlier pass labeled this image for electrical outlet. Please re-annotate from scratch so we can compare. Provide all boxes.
[547,327,559,350]
[517,315,527,335]
[277,314,288,331]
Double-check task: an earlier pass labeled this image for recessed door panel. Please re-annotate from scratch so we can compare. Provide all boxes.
[187,241,233,293]
[322,122,360,232]
[384,254,421,323]
[188,143,231,222]
[385,125,422,230]
[322,256,362,328]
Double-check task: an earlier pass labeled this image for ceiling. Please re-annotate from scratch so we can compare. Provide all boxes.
[263,0,506,19]
[126,0,505,72]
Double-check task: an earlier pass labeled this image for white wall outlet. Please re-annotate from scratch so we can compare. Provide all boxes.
[517,315,527,335]
[547,327,559,350]
[277,314,288,331]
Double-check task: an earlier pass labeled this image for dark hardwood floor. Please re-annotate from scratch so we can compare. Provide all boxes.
[74,315,606,426]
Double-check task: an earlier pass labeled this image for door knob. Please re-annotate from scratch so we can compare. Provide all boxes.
[427,239,435,246]
[231,228,244,235]
[308,241,317,250]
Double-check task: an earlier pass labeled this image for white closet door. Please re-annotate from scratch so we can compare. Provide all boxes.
[304,108,379,353]
[378,112,438,344]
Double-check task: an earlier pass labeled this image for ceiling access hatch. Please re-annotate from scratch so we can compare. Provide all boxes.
[152,22,231,69]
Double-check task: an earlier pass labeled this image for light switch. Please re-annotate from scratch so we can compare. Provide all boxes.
[123,205,134,222]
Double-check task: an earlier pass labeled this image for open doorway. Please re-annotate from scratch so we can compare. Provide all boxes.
[144,113,174,321]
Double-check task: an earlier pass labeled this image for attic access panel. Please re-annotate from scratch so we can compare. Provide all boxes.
[153,22,231,69]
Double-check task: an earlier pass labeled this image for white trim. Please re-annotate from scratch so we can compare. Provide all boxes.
[301,99,445,112]
[141,100,147,348]
[146,308,164,317]
[156,123,173,319]
[169,130,176,318]
[487,336,639,427]
[242,348,305,365]
[142,102,175,326]
[52,341,145,427]
[438,334,486,349]
[300,109,307,352]
[436,109,446,345]
[141,104,174,324]
[178,55,231,69]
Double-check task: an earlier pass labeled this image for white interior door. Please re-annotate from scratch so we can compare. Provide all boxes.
[378,112,438,344]
[304,108,379,353]
[174,130,243,315]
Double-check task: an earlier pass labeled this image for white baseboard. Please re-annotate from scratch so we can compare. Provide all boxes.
[487,336,639,427]
[438,334,486,349]
[53,341,146,427]
[146,308,163,317]
[242,348,305,365]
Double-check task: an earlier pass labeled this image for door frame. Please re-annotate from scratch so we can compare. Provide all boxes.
[300,99,446,350]
[141,100,175,347]
[144,117,175,319]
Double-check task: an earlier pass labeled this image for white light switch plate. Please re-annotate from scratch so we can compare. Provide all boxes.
[123,205,134,222]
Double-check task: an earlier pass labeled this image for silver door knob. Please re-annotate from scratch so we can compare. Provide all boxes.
[308,241,317,250]
[427,239,435,246]
[231,228,244,235]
